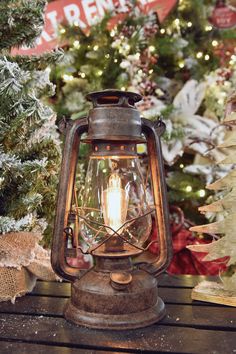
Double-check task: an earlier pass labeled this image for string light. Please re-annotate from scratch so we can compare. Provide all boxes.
[110,30,115,37]
[60,28,66,34]
[198,189,206,198]
[81,73,86,78]
[149,45,155,52]
[121,86,126,91]
[149,69,154,74]
[160,28,166,34]
[187,22,192,27]
[73,40,80,49]
[196,52,203,59]
[105,54,110,59]
[93,45,99,51]
[179,164,184,169]
[212,40,218,47]
[204,54,210,61]
[186,185,192,192]
[73,21,79,27]
[178,61,185,68]
[205,25,212,31]
[97,70,103,76]
[114,59,118,63]
[174,18,180,25]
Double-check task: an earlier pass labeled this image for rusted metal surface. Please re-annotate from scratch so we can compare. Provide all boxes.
[64,256,166,330]
[51,90,172,329]
[85,90,144,142]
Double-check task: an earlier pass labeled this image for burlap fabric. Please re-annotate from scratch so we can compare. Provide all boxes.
[0,232,57,303]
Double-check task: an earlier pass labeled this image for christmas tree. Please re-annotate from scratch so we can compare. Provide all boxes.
[49,0,236,227]
[0,0,62,301]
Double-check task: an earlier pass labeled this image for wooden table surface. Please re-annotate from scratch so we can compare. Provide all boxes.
[0,274,235,354]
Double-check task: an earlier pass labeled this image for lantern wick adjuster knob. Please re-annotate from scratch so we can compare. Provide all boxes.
[110,271,132,291]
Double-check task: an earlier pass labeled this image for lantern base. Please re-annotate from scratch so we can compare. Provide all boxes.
[64,261,166,330]
[64,296,165,330]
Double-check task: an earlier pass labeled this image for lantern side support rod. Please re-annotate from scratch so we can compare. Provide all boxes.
[136,118,172,277]
[51,118,88,281]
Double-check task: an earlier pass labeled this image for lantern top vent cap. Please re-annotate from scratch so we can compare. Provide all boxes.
[86,89,142,108]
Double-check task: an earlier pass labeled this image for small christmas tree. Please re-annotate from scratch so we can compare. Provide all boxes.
[189,93,236,305]
[0,0,62,302]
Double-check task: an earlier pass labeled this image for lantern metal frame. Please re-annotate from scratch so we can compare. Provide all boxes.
[51,90,172,330]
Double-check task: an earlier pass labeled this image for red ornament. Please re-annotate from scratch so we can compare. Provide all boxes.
[149,206,229,275]
[209,0,236,28]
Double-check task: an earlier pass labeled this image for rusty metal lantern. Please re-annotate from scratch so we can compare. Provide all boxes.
[51,90,172,330]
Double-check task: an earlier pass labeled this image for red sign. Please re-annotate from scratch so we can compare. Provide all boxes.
[12,0,177,56]
[209,2,236,28]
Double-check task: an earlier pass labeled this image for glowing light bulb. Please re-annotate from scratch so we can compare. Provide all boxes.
[73,40,80,48]
[94,45,99,51]
[204,54,210,61]
[198,189,206,197]
[212,40,218,47]
[174,18,180,25]
[196,52,203,59]
[186,185,192,192]
[160,28,165,34]
[60,28,66,34]
[149,45,155,52]
[187,22,192,27]
[81,73,86,78]
[205,25,212,31]
[179,61,185,68]
[102,173,128,235]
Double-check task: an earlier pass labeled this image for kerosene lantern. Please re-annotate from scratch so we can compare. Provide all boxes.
[51,90,172,330]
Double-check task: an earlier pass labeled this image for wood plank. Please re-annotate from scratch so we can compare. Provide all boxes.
[32,281,71,297]
[158,274,215,288]
[0,314,235,354]
[32,281,223,307]
[0,341,120,354]
[0,296,65,316]
[0,297,235,330]
[35,274,211,292]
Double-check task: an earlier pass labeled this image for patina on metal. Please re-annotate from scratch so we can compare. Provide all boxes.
[51,89,172,330]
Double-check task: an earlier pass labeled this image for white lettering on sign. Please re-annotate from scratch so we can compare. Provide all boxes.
[46,10,59,37]
[82,0,98,26]
[64,4,86,28]
[96,0,114,17]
